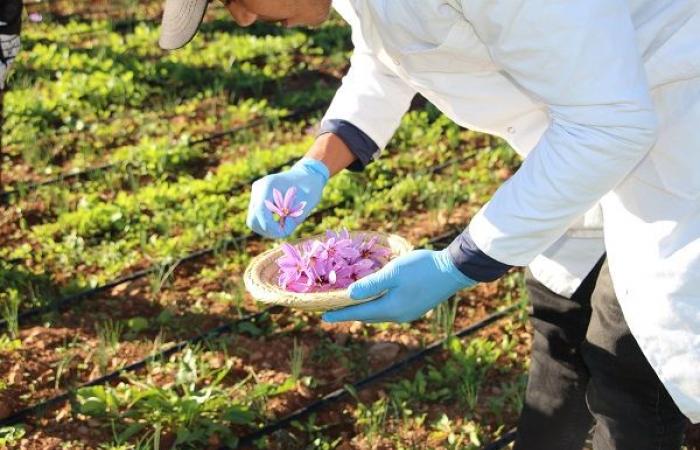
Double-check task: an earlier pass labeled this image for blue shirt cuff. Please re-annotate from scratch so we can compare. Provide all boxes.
[447,230,512,282]
[318,119,379,172]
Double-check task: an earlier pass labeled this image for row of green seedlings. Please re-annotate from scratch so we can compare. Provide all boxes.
[2,97,298,198]
[4,105,348,257]
[4,102,328,218]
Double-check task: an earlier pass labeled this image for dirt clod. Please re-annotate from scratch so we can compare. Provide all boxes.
[368,342,401,363]
[334,333,350,346]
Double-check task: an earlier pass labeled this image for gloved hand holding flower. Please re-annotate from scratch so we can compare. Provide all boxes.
[246,157,329,239]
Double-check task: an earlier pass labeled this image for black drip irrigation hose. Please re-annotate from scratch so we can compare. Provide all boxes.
[481,429,517,450]
[235,305,519,448]
[1,105,325,202]
[0,226,465,428]
[0,153,473,332]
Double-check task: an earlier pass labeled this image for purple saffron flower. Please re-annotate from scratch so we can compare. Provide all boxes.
[264,187,306,229]
[277,243,312,288]
[336,258,377,286]
[326,229,351,241]
[28,12,43,23]
[358,236,392,267]
[320,236,360,263]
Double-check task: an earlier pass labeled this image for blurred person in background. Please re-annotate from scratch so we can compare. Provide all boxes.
[0,0,21,93]
[158,1,700,448]
[0,0,22,187]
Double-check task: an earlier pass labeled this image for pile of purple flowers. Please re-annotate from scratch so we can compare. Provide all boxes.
[276,230,392,293]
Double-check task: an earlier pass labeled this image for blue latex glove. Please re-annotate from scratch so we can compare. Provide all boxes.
[323,249,477,323]
[246,157,329,239]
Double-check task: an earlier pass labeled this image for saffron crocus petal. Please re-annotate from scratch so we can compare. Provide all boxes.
[264,200,284,216]
[286,280,310,293]
[292,200,307,213]
[334,276,354,289]
[273,188,284,208]
[283,186,297,210]
[308,240,325,257]
[338,248,360,261]
[278,259,299,270]
[288,207,305,218]
[280,243,299,259]
[329,270,337,285]
[355,259,375,270]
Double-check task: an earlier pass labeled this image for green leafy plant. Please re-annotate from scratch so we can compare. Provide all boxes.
[0,289,21,339]
[75,347,263,448]
[0,425,26,447]
[149,258,180,297]
[347,385,389,447]
[430,297,460,339]
[289,338,305,381]
[94,319,124,376]
[54,350,77,390]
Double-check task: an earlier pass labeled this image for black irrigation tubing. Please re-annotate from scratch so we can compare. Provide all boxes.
[0,307,272,428]
[0,104,325,202]
[0,153,472,331]
[235,305,519,447]
[481,429,518,450]
[0,224,465,428]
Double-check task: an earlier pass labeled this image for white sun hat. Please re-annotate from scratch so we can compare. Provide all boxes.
[159,0,210,50]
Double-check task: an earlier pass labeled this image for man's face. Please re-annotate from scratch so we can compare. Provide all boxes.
[223,0,332,28]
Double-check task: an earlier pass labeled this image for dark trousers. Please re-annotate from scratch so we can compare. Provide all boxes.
[514,258,687,450]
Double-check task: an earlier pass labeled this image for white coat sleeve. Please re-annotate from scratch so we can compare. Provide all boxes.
[460,0,659,266]
[321,1,417,151]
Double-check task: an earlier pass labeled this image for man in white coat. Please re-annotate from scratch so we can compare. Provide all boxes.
[159,0,700,448]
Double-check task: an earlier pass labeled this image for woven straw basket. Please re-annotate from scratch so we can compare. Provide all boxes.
[244,231,413,312]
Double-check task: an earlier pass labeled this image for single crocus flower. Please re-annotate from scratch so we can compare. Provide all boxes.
[320,236,360,262]
[264,187,306,230]
[336,258,376,285]
[277,243,312,287]
[358,236,392,267]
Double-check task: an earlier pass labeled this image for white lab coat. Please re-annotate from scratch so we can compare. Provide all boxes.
[323,0,700,422]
